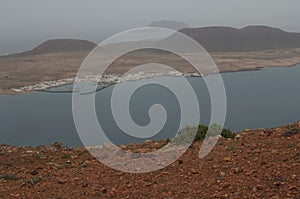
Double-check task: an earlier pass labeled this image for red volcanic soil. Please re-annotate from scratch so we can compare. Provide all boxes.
[0,122,300,198]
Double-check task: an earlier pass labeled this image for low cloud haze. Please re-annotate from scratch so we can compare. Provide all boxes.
[0,0,299,55]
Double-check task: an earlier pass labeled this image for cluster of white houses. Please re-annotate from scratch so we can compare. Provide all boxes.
[11,71,202,93]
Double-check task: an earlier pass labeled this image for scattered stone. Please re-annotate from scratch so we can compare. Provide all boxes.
[115,149,126,157]
[234,167,243,174]
[65,160,71,164]
[102,188,108,194]
[191,169,199,174]
[220,171,226,177]
[57,178,68,184]
[1,121,300,198]
[77,149,88,156]
[144,140,153,144]
[131,153,141,159]
[288,186,298,191]
[270,195,280,199]
[31,170,39,176]
[50,142,68,152]
[295,121,300,128]
[273,181,281,187]
[79,162,89,168]
[223,157,231,162]
[245,170,256,176]
[20,177,42,187]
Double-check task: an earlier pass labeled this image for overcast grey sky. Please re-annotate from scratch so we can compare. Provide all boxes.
[0,0,299,55]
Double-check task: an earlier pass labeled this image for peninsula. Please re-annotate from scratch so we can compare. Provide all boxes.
[1,26,300,94]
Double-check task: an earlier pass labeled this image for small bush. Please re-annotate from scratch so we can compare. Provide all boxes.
[0,174,18,181]
[194,124,208,141]
[171,124,235,144]
[61,154,71,159]
[221,128,236,139]
[195,124,236,141]
[171,126,197,145]
[283,128,300,137]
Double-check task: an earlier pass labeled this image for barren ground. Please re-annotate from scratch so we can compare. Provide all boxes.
[0,122,299,198]
[1,48,300,94]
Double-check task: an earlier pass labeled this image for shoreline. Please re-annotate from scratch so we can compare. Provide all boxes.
[1,120,299,148]
[2,62,300,95]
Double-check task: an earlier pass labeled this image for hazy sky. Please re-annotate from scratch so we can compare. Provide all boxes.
[0,0,299,55]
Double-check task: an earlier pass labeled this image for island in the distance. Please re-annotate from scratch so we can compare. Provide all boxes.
[1,25,300,94]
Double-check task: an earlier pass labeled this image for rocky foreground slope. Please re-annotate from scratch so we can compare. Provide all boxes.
[0,122,300,198]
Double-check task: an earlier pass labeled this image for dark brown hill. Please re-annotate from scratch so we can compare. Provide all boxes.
[175,25,300,52]
[7,39,97,57]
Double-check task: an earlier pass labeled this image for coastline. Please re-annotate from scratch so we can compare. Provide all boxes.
[2,47,300,95]
[2,62,299,95]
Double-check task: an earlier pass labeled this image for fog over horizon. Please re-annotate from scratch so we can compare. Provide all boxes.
[1,0,299,55]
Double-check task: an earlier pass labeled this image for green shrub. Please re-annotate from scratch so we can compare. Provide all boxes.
[171,124,235,144]
[194,124,208,141]
[0,174,18,181]
[195,124,235,141]
[61,154,71,159]
[221,128,236,139]
[171,126,197,145]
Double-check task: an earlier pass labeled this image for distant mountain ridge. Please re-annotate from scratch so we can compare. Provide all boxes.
[7,39,97,57]
[176,25,300,52]
[149,20,189,30]
[5,26,300,57]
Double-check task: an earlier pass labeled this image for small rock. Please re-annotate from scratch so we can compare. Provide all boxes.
[223,157,231,162]
[57,178,68,184]
[271,149,278,154]
[256,184,264,190]
[102,188,108,194]
[273,181,281,187]
[223,183,230,189]
[295,121,300,128]
[234,167,243,174]
[144,140,153,144]
[80,163,88,168]
[145,182,152,186]
[115,149,125,157]
[131,153,140,159]
[245,170,256,176]
[20,177,42,187]
[288,186,298,191]
[191,169,199,174]
[270,195,280,199]
[31,170,39,176]
[65,160,71,164]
